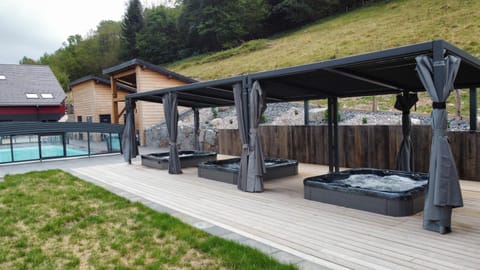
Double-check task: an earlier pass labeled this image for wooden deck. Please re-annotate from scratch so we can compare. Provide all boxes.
[72,156,480,270]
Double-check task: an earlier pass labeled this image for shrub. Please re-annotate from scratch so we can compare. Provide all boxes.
[324,109,342,121]
[211,107,218,118]
[260,114,268,123]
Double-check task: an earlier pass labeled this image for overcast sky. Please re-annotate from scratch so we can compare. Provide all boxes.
[0,0,168,64]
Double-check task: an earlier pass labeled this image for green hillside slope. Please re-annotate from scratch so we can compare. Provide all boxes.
[167,0,480,116]
[169,0,479,79]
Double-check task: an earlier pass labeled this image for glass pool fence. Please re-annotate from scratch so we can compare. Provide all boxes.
[0,122,124,164]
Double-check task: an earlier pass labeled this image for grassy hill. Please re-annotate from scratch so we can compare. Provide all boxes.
[167,0,480,117]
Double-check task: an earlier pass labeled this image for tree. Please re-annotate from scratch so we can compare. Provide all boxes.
[178,0,267,53]
[137,6,183,64]
[264,0,337,34]
[120,0,145,60]
[96,20,122,64]
[19,57,37,64]
[88,20,122,73]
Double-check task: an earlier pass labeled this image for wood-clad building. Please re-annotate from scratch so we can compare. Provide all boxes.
[70,75,134,124]
[103,59,196,145]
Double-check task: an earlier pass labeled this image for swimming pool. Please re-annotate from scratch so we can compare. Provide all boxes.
[0,145,88,163]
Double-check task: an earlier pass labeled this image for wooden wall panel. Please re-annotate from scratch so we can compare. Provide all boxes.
[218,126,480,181]
[71,81,95,121]
[94,83,114,122]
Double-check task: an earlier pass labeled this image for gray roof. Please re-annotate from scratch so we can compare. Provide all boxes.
[102,59,197,84]
[0,64,66,106]
[69,75,136,93]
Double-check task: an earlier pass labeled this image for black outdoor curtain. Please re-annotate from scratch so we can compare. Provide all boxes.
[394,93,418,172]
[246,81,267,192]
[233,83,249,191]
[163,92,182,174]
[121,98,138,164]
[193,108,200,151]
[416,54,463,234]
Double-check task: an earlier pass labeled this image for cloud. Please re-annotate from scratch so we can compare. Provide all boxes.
[0,0,127,63]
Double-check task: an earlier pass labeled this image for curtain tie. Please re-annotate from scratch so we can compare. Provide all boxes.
[433,129,447,137]
[432,102,446,109]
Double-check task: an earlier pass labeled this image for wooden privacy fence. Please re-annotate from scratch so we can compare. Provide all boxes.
[218,125,480,181]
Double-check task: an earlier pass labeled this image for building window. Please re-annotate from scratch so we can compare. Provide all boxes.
[99,114,111,123]
[26,93,39,99]
[77,116,82,122]
[41,93,54,99]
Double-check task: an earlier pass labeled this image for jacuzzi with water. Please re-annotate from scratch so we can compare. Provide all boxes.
[304,168,428,216]
[141,150,217,170]
[198,157,298,184]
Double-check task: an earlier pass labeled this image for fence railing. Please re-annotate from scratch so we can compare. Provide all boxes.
[0,122,124,164]
[218,125,480,181]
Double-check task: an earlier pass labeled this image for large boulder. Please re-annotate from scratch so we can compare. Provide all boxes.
[309,108,327,122]
[411,118,421,125]
[210,118,223,128]
[204,129,217,146]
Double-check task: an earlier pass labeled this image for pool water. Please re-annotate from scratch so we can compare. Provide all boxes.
[0,145,87,163]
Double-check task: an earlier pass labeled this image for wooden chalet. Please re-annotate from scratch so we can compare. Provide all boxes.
[102,59,196,145]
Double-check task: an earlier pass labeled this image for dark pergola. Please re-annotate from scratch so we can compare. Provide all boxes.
[124,40,480,233]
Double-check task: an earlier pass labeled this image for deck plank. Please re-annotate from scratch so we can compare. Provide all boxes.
[72,160,480,270]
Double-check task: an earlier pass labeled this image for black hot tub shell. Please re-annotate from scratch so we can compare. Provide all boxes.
[141,150,217,170]
[304,168,428,217]
[198,157,298,184]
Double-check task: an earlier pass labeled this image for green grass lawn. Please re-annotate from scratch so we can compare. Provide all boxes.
[0,170,296,270]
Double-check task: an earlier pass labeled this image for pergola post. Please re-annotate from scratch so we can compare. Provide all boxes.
[163,92,182,174]
[111,77,119,124]
[327,97,334,173]
[470,87,477,131]
[244,77,251,134]
[235,78,251,192]
[415,40,463,234]
[121,98,138,165]
[193,107,200,150]
[333,97,339,172]
[304,99,310,125]
[245,80,267,192]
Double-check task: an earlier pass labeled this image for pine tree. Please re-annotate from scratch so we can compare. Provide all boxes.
[120,0,144,60]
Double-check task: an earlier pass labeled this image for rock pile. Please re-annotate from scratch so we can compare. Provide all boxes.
[144,103,473,149]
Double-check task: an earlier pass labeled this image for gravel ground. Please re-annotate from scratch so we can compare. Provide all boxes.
[263,103,472,131]
[177,102,472,131]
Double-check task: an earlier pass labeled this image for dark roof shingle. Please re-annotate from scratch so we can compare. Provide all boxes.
[0,64,66,106]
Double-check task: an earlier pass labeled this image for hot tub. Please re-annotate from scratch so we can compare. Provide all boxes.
[198,157,298,184]
[304,168,428,216]
[141,150,217,170]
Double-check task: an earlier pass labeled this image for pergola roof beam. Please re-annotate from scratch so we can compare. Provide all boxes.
[324,68,404,92]
[178,92,233,104]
